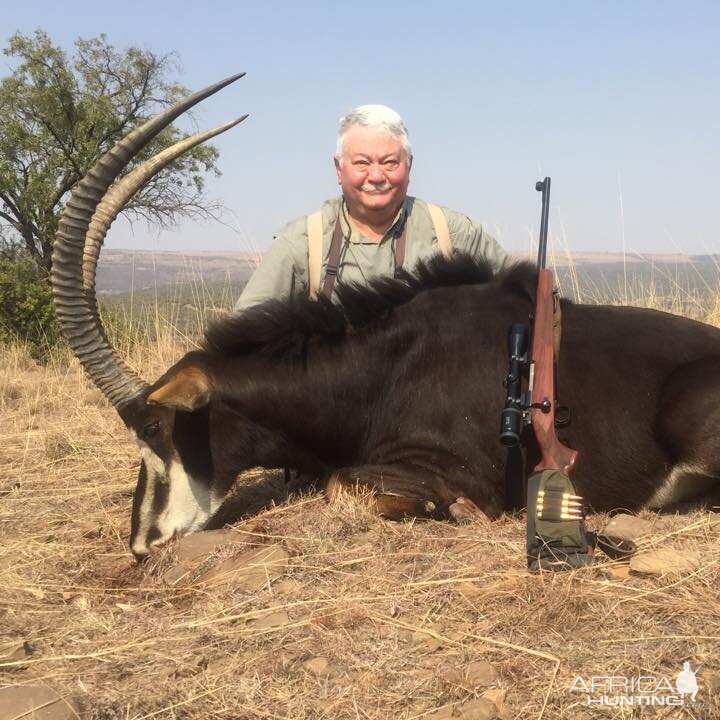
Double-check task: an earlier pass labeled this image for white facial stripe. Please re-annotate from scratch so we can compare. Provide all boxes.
[156,460,215,536]
[130,431,163,556]
[129,430,223,556]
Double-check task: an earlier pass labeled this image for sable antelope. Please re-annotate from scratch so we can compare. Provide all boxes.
[52,76,720,559]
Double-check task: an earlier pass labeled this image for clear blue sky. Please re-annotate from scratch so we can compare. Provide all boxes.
[6,1,719,255]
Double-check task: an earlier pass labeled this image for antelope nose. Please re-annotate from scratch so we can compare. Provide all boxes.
[130,541,150,562]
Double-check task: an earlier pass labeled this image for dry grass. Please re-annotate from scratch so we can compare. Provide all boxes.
[2,267,720,719]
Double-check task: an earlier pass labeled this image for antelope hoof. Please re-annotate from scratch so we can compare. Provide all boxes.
[448,496,487,524]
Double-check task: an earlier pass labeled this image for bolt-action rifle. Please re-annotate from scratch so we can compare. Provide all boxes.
[500,178,635,571]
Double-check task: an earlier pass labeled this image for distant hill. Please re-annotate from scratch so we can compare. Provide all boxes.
[97,248,719,302]
[545,252,719,303]
[97,249,258,294]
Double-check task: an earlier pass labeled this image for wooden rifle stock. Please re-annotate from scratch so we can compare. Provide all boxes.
[529,269,578,475]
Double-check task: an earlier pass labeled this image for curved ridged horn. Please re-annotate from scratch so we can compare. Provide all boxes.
[52,74,245,410]
[82,116,248,295]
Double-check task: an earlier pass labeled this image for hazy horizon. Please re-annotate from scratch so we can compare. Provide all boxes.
[6,1,719,256]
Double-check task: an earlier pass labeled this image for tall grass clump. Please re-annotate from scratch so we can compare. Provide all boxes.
[551,251,720,327]
[99,270,240,381]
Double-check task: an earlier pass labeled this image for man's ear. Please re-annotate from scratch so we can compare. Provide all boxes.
[147,366,211,411]
[334,156,342,184]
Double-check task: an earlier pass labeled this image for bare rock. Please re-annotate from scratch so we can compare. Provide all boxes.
[246,608,291,630]
[273,578,302,595]
[0,642,33,673]
[0,685,79,720]
[602,514,653,541]
[425,699,499,720]
[160,654,208,679]
[703,670,720,695]
[69,594,89,610]
[480,688,507,714]
[442,660,498,688]
[598,564,631,580]
[174,528,244,563]
[302,656,332,677]
[424,705,456,720]
[649,516,680,533]
[162,528,252,586]
[412,624,445,653]
[457,698,500,719]
[197,544,289,590]
[21,586,45,600]
[630,548,701,576]
[162,562,196,586]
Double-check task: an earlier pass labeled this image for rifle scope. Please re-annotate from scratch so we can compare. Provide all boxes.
[499,323,529,446]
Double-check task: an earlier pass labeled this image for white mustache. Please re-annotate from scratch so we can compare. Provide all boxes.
[361,182,392,193]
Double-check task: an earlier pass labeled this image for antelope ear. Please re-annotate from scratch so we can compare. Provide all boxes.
[147,366,211,410]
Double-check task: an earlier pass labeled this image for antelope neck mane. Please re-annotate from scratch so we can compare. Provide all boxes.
[203,254,536,361]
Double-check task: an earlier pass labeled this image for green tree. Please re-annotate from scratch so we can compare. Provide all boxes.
[0,257,58,354]
[0,30,223,279]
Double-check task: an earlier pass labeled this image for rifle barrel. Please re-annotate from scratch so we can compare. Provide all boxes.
[536,177,551,269]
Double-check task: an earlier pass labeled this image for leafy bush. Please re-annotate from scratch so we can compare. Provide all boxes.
[0,258,59,356]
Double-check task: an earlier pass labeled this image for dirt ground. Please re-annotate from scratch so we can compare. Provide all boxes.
[1,350,719,719]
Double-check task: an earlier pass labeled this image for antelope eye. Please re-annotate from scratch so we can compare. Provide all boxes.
[142,420,161,439]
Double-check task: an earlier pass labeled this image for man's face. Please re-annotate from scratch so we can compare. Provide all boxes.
[335,125,411,216]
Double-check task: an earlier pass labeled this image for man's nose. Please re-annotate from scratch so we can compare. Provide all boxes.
[366,164,385,183]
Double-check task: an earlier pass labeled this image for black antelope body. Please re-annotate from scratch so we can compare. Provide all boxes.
[52,76,720,559]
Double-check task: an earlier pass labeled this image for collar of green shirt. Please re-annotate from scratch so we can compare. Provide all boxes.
[339,197,409,245]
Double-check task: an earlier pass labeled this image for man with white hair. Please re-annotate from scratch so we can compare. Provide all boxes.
[235,104,508,311]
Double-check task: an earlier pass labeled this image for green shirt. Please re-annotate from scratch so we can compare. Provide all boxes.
[234,195,508,312]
